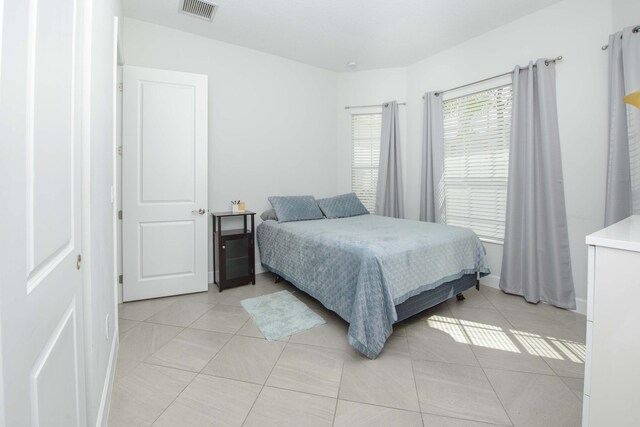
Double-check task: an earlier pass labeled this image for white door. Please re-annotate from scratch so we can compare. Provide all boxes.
[0,0,88,425]
[122,66,208,301]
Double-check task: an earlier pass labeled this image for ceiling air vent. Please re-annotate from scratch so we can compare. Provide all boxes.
[178,0,219,22]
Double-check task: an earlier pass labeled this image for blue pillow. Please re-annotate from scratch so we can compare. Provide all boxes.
[260,209,278,221]
[316,193,369,219]
[268,195,324,223]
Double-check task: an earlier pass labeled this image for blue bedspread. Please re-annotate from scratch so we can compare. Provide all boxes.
[256,215,490,358]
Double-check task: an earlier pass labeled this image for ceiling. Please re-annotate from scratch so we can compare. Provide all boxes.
[124,0,563,71]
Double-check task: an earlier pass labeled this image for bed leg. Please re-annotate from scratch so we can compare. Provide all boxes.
[456,293,465,301]
[274,274,282,284]
[476,279,480,291]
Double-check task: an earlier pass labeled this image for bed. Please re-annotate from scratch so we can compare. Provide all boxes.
[257,214,490,358]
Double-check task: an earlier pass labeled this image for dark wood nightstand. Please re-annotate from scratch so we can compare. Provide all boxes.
[211,211,256,292]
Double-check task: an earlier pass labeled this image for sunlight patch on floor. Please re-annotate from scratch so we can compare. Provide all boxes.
[425,315,585,363]
[429,316,519,352]
[550,338,586,363]
[466,327,519,352]
[428,316,469,344]
[511,330,563,360]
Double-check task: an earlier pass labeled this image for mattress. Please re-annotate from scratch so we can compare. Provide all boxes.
[257,214,490,358]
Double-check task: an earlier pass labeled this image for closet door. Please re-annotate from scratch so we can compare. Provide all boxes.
[0,0,88,424]
[122,66,208,301]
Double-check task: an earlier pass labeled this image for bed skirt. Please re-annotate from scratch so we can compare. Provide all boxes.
[394,273,480,323]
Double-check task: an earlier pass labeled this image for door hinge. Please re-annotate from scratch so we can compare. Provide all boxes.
[118,82,123,93]
[118,274,123,284]
[118,210,122,220]
[117,146,122,156]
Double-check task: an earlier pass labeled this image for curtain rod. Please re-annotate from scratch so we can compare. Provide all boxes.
[422,56,563,98]
[601,25,640,50]
[344,102,406,110]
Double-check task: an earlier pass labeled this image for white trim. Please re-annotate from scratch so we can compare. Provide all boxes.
[586,245,595,322]
[113,17,124,305]
[81,0,94,387]
[479,237,503,246]
[582,393,590,427]
[81,0,94,424]
[112,16,122,305]
[479,274,501,289]
[95,336,118,427]
[0,0,6,422]
[574,297,587,316]
[208,263,265,283]
[480,274,586,316]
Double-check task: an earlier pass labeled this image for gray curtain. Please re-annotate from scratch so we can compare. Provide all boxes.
[500,59,576,310]
[419,92,446,223]
[376,101,404,218]
[605,26,640,226]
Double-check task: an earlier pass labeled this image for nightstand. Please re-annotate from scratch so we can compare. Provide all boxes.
[211,211,256,292]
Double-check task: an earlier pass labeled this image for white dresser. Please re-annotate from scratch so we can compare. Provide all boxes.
[584,215,640,426]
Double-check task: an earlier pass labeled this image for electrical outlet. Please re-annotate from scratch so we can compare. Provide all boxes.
[105,314,110,340]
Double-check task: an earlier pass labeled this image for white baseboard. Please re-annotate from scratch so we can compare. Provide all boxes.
[479,274,501,289]
[208,263,265,283]
[96,336,118,427]
[479,274,586,316]
[574,297,587,316]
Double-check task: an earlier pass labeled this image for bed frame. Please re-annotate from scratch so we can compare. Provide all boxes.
[273,273,481,324]
[394,273,479,322]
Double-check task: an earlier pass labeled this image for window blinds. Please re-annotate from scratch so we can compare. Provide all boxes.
[351,113,382,213]
[443,84,513,243]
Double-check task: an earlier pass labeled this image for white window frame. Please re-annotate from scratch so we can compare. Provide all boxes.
[442,75,512,244]
[350,109,382,213]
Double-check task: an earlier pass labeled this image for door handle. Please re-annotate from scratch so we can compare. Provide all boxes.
[191,208,206,215]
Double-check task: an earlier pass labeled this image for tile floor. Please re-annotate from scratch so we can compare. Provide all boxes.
[109,273,586,426]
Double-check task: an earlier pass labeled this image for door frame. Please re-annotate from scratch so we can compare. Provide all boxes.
[93,15,124,427]
[0,0,6,423]
[114,21,124,305]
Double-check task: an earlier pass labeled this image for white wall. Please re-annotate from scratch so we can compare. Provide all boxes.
[612,0,640,30]
[337,0,617,310]
[84,0,122,425]
[123,18,339,273]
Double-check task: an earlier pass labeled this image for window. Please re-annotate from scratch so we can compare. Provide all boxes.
[442,84,513,243]
[351,113,381,213]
